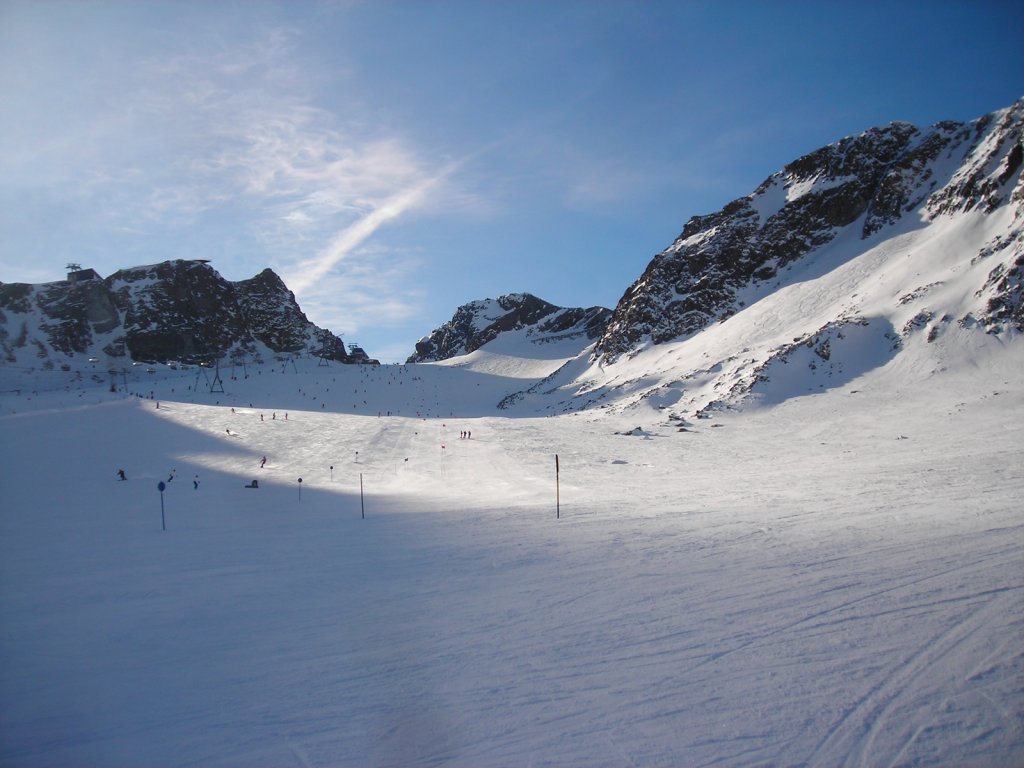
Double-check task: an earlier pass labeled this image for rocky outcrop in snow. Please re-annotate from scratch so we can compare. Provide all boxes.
[408,293,610,363]
[488,99,1024,418]
[0,260,374,368]
[597,99,1024,361]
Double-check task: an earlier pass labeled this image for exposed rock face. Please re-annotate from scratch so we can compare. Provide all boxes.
[234,268,352,361]
[26,278,121,357]
[0,260,373,367]
[408,293,611,363]
[597,99,1024,360]
[107,261,249,364]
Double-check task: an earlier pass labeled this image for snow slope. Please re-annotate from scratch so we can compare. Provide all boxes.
[509,201,1023,418]
[1,339,1022,766]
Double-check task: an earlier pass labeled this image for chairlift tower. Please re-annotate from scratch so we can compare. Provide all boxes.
[194,364,211,391]
[210,359,225,393]
[317,330,332,366]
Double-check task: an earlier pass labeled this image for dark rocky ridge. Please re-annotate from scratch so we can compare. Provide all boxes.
[408,293,611,363]
[597,99,1024,361]
[1,260,374,368]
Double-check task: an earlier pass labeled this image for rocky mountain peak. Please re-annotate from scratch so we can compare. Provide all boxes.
[1,260,374,369]
[596,99,1024,361]
[408,292,611,363]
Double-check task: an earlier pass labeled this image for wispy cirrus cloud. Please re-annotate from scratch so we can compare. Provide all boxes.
[283,161,459,295]
[140,36,466,331]
[1,18,467,332]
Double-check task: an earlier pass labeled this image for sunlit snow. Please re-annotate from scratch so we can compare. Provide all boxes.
[1,323,1021,766]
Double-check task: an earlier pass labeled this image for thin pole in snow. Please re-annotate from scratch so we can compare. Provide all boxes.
[158,480,166,531]
[555,454,560,519]
[298,477,303,501]
[360,473,365,519]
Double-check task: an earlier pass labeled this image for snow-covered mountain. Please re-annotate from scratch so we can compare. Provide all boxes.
[485,99,1023,416]
[3,101,1022,420]
[0,259,375,370]
[407,292,610,363]
[598,99,1023,360]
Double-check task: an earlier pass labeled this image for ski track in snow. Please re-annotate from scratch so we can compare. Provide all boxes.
[1,349,1023,767]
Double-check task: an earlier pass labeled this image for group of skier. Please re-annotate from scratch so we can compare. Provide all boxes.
[121,393,478,495]
[115,467,199,490]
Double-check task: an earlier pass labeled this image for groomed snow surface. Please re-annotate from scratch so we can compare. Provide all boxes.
[2,340,1023,767]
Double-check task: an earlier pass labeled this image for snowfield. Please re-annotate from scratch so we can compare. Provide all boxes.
[1,331,1022,767]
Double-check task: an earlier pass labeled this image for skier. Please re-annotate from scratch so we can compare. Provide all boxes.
[245,479,259,489]
[260,456,267,468]
[117,469,126,481]
[167,469,177,482]
[193,475,199,490]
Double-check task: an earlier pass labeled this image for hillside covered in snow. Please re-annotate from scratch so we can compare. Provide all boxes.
[1,331,1021,766]
[509,98,1024,420]
[379,99,1024,422]
[407,293,611,364]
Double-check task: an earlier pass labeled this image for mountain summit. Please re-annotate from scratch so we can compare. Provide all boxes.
[477,99,1023,417]
[0,260,374,368]
[597,99,1024,362]
[407,293,610,363]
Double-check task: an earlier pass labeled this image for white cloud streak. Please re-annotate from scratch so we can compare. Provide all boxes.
[133,35,467,329]
[1,19,470,331]
[284,163,457,295]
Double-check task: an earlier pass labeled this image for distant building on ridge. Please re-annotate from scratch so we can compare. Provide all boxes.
[66,263,101,283]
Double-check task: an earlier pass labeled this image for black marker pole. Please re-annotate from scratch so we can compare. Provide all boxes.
[555,454,560,519]
[158,480,166,531]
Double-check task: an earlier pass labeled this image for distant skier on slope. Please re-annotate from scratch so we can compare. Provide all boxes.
[117,469,126,481]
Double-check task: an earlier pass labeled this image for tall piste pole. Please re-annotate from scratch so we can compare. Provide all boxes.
[555,454,560,519]
[158,481,166,531]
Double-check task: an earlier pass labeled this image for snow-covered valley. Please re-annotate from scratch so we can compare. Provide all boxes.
[1,330,1022,766]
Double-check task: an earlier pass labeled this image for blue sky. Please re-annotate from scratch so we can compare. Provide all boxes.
[2,1,1022,362]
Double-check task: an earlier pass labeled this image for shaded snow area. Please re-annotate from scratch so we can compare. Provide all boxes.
[1,345,1023,767]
